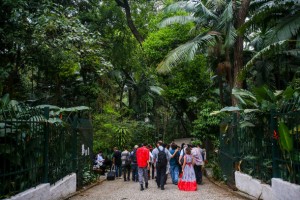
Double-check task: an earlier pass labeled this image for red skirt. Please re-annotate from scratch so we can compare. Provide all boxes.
[178,179,197,191]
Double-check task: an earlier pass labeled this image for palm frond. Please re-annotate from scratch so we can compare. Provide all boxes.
[224,23,236,48]
[164,1,198,13]
[282,49,300,57]
[239,40,289,80]
[194,1,218,20]
[157,32,219,73]
[243,0,298,33]
[158,16,197,28]
[217,1,234,30]
[249,33,265,50]
[206,0,227,12]
[266,14,300,44]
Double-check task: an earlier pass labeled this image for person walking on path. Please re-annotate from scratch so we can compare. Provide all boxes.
[169,143,180,185]
[112,147,122,178]
[178,147,197,191]
[147,145,154,180]
[121,147,131,181]
[130,145,139,182]
[152,141,171,190]
[192,143,206,185]
[136,143,150,191]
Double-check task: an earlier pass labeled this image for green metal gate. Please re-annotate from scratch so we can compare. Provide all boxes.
[0,104,93,198]
[219,110,300,186]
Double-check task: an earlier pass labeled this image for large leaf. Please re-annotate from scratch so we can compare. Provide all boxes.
[232,88,257,106]
[278,122,293,152]
[253,86,275,103]
[47,118,63,124]
[267,14,300,44]
[220,106,241,112]
[240,121,255,128]
[0,94,10,107]
[149,86,163,95]
[35,105,61,110]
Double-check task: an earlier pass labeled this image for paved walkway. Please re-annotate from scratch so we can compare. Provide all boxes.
[69,176,246,200]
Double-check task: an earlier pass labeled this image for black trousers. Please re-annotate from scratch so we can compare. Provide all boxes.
[194,165,203,184]
[156,165,166,188]
[122,164,131,180]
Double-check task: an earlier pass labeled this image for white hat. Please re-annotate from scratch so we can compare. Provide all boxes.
[134,145,138,149]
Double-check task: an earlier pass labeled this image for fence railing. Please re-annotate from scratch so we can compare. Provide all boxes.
[219,110,300,185]
[0,104,93,198]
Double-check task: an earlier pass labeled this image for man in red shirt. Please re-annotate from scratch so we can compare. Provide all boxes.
[136,143,150,191]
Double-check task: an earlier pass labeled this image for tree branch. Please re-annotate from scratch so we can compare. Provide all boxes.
[115,0,144,46]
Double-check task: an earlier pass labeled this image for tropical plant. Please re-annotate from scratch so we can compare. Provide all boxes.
[240,0,300,89]
[192,100,223,146]
[155,0,252,106]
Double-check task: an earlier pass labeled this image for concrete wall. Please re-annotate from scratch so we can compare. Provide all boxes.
[7,184,50,200]
[49,173,77,200]
[272,178,300,200]
[235,171,300,200]
[5,173,76,200]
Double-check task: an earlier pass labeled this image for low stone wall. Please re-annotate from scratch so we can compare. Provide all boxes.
[5,173,77,200]
[235,171,300,200]
[272,178,300,200]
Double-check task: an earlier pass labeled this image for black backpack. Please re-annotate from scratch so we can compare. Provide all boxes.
[157,147,167,166]
[173,151,180,165]
[131,150,137,164]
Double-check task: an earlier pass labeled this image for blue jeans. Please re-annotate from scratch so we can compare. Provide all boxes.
[131,164,138,181]
[170,164,179,184]
[115,164,122,177]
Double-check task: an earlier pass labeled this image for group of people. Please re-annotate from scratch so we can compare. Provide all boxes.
[97,141,206,192]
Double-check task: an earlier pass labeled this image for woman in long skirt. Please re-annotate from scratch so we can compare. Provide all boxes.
[178,147,197,191]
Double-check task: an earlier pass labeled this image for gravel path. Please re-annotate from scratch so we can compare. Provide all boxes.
[69,175,246,200]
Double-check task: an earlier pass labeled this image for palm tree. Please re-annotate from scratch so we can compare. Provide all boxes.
[240,0,300,90]
[157,0,251,105]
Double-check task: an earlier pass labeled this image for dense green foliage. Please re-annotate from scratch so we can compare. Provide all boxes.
[0,0,299,156]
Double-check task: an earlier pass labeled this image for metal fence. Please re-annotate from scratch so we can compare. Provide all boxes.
[219,110,300,186]
[0,104,93,198]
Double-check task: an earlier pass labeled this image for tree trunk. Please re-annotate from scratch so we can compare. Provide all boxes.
[115,0,144,46]
[232,0,250,105]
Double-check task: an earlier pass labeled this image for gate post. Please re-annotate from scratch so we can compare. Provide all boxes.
[72,116,78,172]
[43,107,49,183]
[233,113,239,158]
[271,109,279,178]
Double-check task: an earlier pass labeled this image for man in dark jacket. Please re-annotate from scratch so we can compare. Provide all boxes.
[130,145,139,182]
[112,147,122,178]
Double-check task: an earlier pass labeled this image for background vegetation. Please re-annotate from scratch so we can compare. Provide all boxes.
[1,0,299,157]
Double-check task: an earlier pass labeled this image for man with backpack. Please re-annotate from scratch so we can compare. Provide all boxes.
[130,145,138,182]
[152,141,172,190]
[121,147,131,181]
